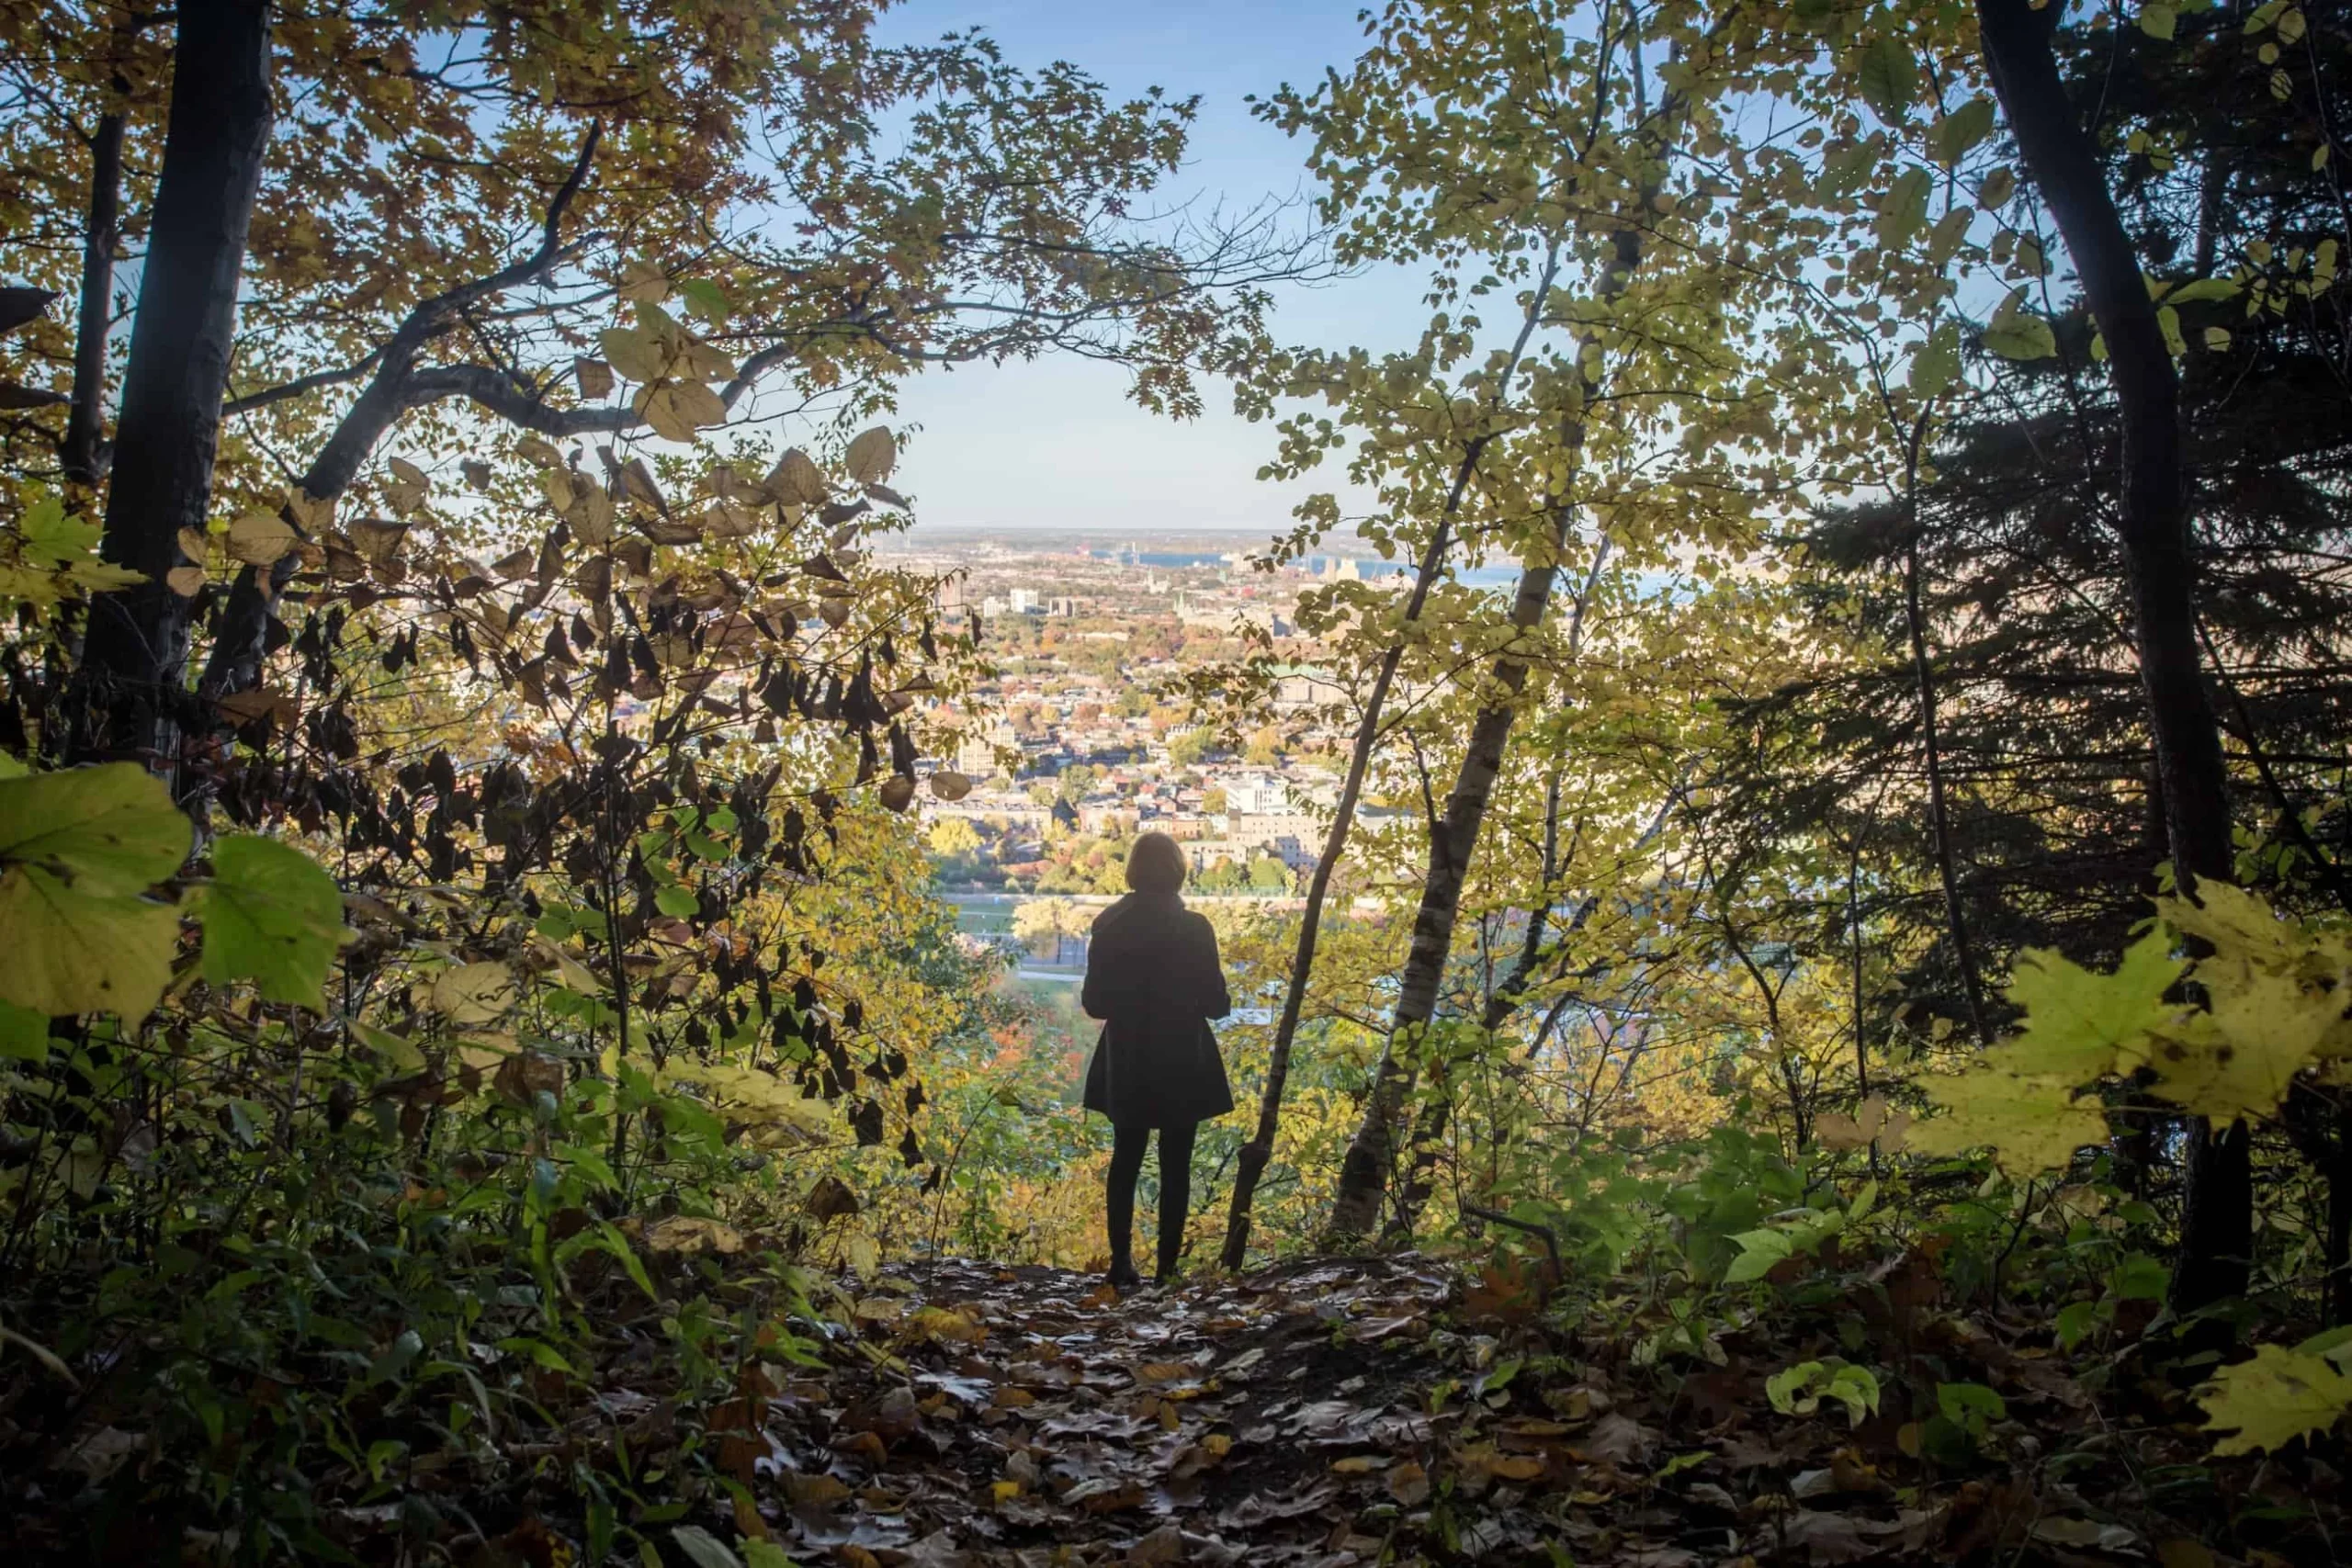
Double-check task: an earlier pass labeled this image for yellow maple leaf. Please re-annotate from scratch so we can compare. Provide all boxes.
[1907,1054,2109,1177]
[2199,1344,2352,1456]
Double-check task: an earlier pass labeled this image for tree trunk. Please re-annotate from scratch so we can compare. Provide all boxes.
[1901,492,1989,1046]
[1975,0,2245,1311]
[1219,245,1566,1270]
[75,0,273,769]
[62,107,126,490]
[1324,517,1577,1243]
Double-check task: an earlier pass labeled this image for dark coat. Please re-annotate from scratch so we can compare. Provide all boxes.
[1080,891,1234,1128]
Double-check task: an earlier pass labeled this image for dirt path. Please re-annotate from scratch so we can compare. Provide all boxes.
[747,1256,1464,1568]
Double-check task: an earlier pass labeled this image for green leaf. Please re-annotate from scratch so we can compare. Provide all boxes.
[656,885,699,919]
[17,493,102,568]
[1856,33,1917,123]
[1937,1381,2007,1427]
[2054,1301,2098,1350]
[2166,276,2243,304]
[2140,2,2179,40]
[743,1543,795,1568]
[197,835,346,1009]
[2109,1253,2172,1302]
[1908,324,1962,399]
[671,1526,746,1568]
[0,998,48,1060]
[354,1021,426,1069]
[1982,290,2058,361]
[0,762,188,894]
[1876,167,1933,250]
[2003,929,2182,1079]
[1930,97,1996,166]
[675,277,731,325]
[0,865,179,1020]
[1725,1228,1793,1283]
[2199,1343,2352,1455]
[496,1336,580,1374]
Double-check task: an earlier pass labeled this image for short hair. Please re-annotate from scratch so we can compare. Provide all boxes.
[1125,831,1188,896]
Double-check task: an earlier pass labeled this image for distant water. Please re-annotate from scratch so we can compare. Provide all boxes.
[1088,548,1519,588]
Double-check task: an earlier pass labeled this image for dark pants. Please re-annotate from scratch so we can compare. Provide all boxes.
[1107,1120,1198,1278]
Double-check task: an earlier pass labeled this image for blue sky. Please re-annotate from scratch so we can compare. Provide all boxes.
[872,0,1412,535]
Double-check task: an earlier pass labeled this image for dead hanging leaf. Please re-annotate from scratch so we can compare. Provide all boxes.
[492,1050,566,1106]
[166,566,208,597]
[703,502,761,540]
[1815,1095,1914,1153]
[844,425,897,484]
[175,526,209,562]
[641,513,704,547]
[460,458,494,491]
[322,544,367,581]
[599,325,668,384]
[929,771,973,802]
[285,487,335,534]
[643,1216,744,1255]
[768,446,830,505]
[514,434,562,468]
[616,260,671,304]
[348,518,408,564]
[431,962,519,1026]
[382,456,431,514]
[217,688,299,728]
[490,547,536,579]
[801,553,850,583]
[620,458,669,516]
[572,486,616,546]
[226,511,299,567]
[819,595,854,628]
[878,776,916,813]
[529,934,604,994]
[574,355,615,399]
[638,380,728,443]
[807,1174,861,1221]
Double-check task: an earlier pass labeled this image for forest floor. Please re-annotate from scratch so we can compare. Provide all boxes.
[18,1250,2343,1565]
[585,1253,2333,1568]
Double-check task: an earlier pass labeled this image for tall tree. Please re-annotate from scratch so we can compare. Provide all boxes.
[1973,0,2247,1311]
[74,0,272,764]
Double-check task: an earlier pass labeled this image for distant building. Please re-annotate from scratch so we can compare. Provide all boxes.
[1225,774,1293,815]
[1271,664,1343,714]
[1008,587,1040,614]
[956,719,1018,777]
[1230,811,1319,870]
[1046,595,1080,616]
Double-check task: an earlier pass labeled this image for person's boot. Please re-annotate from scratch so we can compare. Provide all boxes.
[1108,1258,1143,1292]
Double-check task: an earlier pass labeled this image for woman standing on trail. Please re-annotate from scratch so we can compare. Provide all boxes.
[1081,831,1233,1289]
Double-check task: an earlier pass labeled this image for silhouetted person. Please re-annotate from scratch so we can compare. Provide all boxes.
[1081,831,1232,1289]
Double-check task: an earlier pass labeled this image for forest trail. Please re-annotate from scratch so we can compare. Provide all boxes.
[668,1255,2087,1568]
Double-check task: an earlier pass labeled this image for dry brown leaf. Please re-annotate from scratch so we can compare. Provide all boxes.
[643,1216,744,1255]
[225,511,298,566]
[574,356,614,399]
[844,425,897,484]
